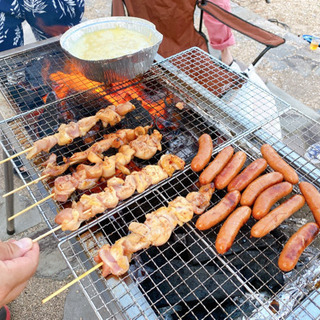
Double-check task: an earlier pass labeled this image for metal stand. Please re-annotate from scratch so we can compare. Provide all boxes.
[3,149,14,234]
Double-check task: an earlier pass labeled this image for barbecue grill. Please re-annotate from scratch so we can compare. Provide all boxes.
[1,38,320,319]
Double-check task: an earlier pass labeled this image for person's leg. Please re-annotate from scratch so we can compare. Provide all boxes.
[203,0,235,65]
[0,2,24,52]
[22,0,85,41]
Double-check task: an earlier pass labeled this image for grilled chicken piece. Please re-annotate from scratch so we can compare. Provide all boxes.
[130,130,162,160]
[107,176,136,200]
[115,145,135,175]
[96,186,119,209]
[101,156,116,178]
[186,183,215,215]
[77,116,99,136]
[53,175,78,202]
[131,171,152,193]
[54,206,82,231]
[95,243,131,277]
[113,101,136,116]
[158,154,185,177]
[41,154,70,177]
[96,108,122,127]
[71,163,104,191]
[142,165,168,184]
[168,196,194,224]
[27,135,59,160]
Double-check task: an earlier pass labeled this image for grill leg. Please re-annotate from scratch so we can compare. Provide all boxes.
[3,149,15,235]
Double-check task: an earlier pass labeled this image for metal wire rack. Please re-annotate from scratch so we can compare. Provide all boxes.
[58,144,320,320]
[0,46,289,239]
[1,43,320,319]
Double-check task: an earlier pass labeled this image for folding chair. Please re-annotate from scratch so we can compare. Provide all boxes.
[111,0,285,140]
[111,0,285,67]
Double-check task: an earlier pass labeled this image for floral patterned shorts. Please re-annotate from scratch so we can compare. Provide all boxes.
[0,0,85,51]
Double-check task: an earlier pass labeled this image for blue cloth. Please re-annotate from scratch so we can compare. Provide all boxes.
[0,0,85,51]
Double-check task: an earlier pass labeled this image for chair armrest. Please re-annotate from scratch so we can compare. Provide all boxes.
[197,0,285,48]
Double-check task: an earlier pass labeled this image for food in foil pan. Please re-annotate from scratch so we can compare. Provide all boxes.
[60,17,163,83]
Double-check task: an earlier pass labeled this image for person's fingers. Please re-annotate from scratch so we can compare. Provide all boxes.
[1,242,39,285]
[0,238,34,260]
[0,281,29,307]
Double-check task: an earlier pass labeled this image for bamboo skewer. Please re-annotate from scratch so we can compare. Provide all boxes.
[32,225,62,243]
[8,193,54,221]
[42,262,104,304]
[3,174,50,197]
[0,147,33,165]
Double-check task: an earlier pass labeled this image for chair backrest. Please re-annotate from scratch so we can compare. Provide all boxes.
[111,0,208,58]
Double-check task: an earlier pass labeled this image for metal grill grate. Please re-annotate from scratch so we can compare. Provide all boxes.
[0,46,289,240]
[1,43,320,319]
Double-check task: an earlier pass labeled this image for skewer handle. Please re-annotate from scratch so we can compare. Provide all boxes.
[33,225,62,242]
[42,262,103,304]
[0,146,33,165]
[8,193,54,221]
[3,174,50,198]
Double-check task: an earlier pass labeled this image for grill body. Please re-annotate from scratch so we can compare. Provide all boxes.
[0,42,320,319]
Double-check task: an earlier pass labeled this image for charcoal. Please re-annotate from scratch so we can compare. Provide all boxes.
[138,221,285,319]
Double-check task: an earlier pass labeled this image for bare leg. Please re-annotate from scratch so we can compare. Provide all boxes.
[220,47,233,65]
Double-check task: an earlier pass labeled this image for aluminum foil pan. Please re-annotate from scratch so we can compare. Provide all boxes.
[60,17,163,83]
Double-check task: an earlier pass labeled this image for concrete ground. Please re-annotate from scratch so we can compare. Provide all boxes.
[0,1,319,320]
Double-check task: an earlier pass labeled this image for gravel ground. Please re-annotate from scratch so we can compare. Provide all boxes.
[233,0,320,36]
[231,0,320,111]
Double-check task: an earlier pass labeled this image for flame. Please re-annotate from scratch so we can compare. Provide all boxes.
[47,61,177,128]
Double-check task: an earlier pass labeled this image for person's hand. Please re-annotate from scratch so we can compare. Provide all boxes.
[35,17,70,37]
[0,238,39,307]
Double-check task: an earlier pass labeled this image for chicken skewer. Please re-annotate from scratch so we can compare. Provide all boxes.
[0,101,135,165]
[43,183,215,303]
[8,130,163,220]
[2,126,153,198]
[52,130,163,202]
[31,154,186,242]
[55,154,186,231]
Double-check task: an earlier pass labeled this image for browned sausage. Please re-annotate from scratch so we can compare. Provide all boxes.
[261,144,299,184]
[299,181,320,226]
[196,190,241,230]
[278,222,319,272]
[227,158,267,192]
[215,206,251,254]
[252,181,293,220]
[191,134,213,172]
[214,151,247,190]
[199,145,234,185]
[251,194,305,238]
[240,172,284,206]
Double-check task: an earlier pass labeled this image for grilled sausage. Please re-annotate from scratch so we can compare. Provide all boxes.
[252,181,293,220]
[199,145,234,185]
[240,172,284,206]
[214,151,247,190]
[251,194,305,238]
[227,158,267,192]
[278,222,319,272]
[261,144,299,184]
[215,206,251,254]
[196,190,241,230]
[299,181,320,226]
[191,134,213,172]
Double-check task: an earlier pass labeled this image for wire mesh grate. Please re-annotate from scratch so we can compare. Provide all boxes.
[1,42,320,319]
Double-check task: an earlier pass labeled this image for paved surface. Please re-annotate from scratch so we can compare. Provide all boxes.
[0,2,319,320]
